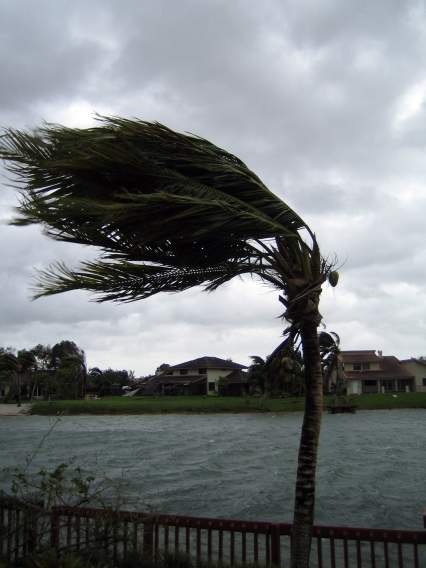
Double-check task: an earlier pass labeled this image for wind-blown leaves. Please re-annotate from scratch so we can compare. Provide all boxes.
[0,117,330,302]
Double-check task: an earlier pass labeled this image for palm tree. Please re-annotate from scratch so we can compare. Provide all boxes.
[319,331,344,396]
[0,351,20,402]
[247,355,267,394]
[52,341,87,399]
[249,345,304,396]
[0,349,36,404]
[17,349,37,401]
[0,117,338,567]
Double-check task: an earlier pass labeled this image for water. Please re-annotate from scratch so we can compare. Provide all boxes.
[0,409,424,529]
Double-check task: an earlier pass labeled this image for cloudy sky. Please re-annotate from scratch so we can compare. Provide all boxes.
[1,0,426,376]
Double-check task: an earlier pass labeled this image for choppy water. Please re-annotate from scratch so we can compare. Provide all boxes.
[0,409,424,529]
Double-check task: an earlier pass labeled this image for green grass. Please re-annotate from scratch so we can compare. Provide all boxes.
[29,392,426,415]
[347,392,426,410]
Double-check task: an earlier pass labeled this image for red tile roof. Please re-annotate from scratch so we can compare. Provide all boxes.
[341,350,380,363]
[345,356,414,381]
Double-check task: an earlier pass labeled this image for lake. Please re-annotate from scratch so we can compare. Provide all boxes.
[0,409,424,529]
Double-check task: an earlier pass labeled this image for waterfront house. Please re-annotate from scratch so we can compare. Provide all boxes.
[135,356,247,396]
[217,369,250,396]
[341,350,415,395]
[399,358,426,393]
[159,356,247,395]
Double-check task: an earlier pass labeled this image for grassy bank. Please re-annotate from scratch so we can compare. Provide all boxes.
[30,392,426,415]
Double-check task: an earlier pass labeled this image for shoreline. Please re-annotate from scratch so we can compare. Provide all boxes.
[0,404,32,416]
[21,408,426,417]
[22,392,426,416]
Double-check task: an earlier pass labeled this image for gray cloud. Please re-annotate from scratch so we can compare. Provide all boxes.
[1,0,426,374]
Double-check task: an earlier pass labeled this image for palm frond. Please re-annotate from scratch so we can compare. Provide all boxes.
[33,257,275,302]
[1,118,306,238]
[0,117,333,304]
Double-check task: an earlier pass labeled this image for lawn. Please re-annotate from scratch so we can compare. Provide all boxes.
[30,392,426,415]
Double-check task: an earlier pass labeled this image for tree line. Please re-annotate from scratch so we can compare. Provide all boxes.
[0,341,135,401]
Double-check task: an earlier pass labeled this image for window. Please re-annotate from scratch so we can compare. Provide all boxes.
[352,362,370,370]
[179,369,188,376]
[198,368,207,375]
[423,378,426,386]
[208,382,215,392]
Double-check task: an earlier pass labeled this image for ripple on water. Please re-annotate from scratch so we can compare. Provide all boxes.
[0,409,424,528]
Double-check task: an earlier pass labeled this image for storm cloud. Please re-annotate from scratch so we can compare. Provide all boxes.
[1,0,426,374]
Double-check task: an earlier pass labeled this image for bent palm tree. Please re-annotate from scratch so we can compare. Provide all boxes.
[0,117,337,568]
[319,331,342,394]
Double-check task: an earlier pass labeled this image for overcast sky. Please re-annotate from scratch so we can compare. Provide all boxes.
[1,0,426,376]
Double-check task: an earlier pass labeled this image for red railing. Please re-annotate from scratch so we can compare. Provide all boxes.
[1,497,426,567]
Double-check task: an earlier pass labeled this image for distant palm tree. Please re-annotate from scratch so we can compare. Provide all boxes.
[248,355,267,394]
[249,345,303,396]
[52,341,87,398]
[0,349,36,404]
[0,117,338,568]
[319,331,344,395]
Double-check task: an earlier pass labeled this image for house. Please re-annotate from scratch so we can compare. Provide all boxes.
[159,356,248,395]
[135,356,247,396]
[399,358,426,393]
[136,374,207,396]
[217,369,250,396]
[341,350,415,395]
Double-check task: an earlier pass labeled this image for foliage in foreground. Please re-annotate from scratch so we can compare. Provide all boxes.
[1,549,265,568]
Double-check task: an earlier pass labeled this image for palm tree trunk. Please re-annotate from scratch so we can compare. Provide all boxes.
[291,318,323,568]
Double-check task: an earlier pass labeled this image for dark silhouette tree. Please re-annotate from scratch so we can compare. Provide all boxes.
[88,367,133,396]
[247,355,267,394]
[319,331,344,395]
[51,340,87,399]
[248,346,303,397]
[0,349,36,404]
[30,343,53,370]
[0,117,338,567]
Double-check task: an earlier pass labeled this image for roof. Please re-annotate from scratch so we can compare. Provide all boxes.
[135,374,206,395]
[345,356,414,381]
[149,374,206,386]
[221,369,249,384]
[165,356,247,371]
[341,351,380,363]
[400,358,426,366]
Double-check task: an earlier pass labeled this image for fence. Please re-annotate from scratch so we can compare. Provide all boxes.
[1,497,426,567]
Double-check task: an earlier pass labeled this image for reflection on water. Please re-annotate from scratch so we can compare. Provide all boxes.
[0,409,424,529]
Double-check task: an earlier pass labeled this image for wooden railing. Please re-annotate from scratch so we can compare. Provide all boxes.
[1,497,426,567]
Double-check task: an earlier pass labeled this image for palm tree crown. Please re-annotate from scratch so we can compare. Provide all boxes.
[0,117,334,313]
